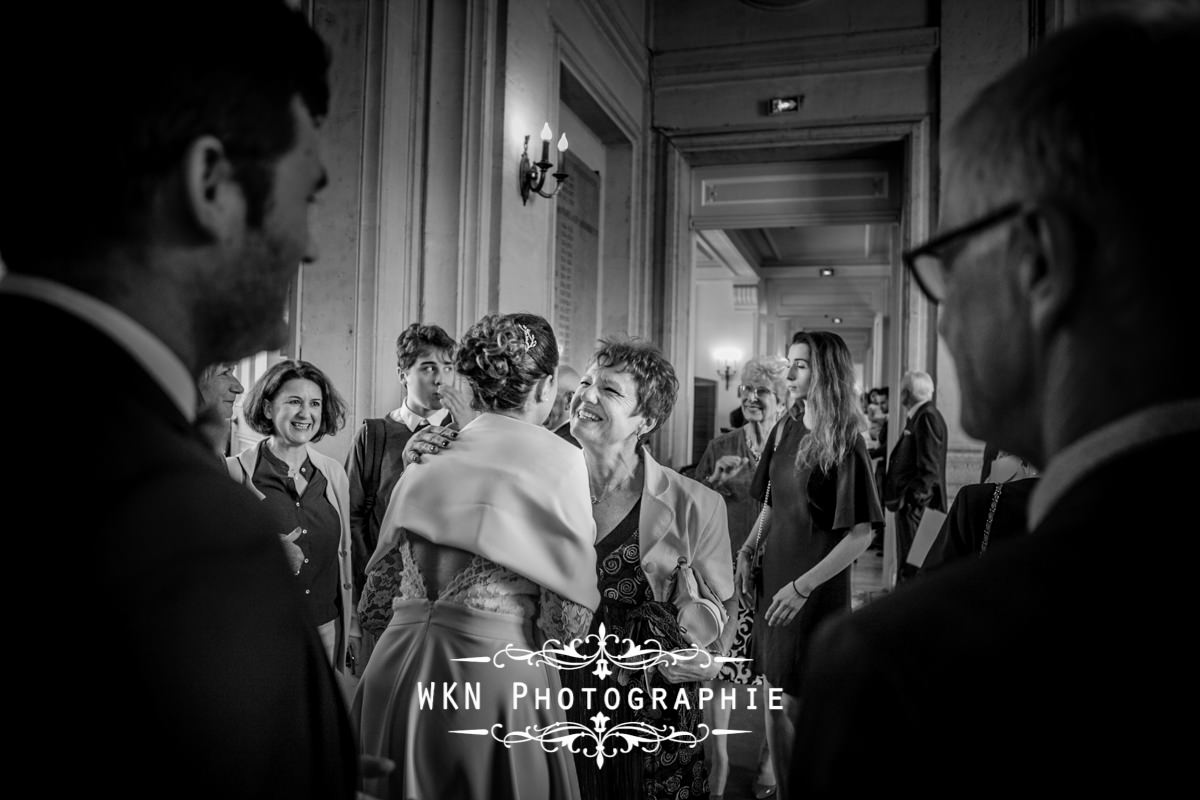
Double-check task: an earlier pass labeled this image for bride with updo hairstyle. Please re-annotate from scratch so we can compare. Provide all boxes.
[454,312,558,411]
[353,312,598,800]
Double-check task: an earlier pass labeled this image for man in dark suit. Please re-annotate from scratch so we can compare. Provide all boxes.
[883,370,947,579]
[0,2,359,797]
[792,10,1200,796]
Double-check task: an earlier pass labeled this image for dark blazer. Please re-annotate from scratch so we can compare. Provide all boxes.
[883,401,948,512]
[2,294,356,799]
[791,429,1199,796]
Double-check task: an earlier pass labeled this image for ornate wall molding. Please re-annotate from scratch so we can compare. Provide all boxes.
[653,26,938,88]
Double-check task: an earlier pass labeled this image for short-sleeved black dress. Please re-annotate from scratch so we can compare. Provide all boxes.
[750,413,884,695]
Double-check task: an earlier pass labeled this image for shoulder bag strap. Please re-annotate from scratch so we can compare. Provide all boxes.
[980,483,1004,554]
[361,418,386,513]
[750,418,788,553]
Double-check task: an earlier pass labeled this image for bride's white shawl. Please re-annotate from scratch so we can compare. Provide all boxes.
[367,412,600,610]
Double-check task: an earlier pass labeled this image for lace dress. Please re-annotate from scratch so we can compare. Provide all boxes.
[354,536,593,800]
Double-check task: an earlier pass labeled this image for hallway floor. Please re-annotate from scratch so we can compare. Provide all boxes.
[708,549,886,799]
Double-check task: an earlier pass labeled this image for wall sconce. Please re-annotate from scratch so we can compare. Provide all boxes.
[519,122,569,205]
[713,348,742,390]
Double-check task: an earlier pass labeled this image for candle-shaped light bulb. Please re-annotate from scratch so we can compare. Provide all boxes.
[557,133,568,153]
[539,122,551,162]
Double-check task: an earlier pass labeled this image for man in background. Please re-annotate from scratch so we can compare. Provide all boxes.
[883,370,947,580]
[0,2,358,796]
[792,9,1200,795]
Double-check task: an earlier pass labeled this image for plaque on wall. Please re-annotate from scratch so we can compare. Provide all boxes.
[553,149,601,371]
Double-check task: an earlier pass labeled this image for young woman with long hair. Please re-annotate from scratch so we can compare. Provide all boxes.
[734,330,885,798]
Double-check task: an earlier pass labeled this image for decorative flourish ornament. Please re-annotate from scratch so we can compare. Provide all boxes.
[454,622,745,677]
[447,623,752,763]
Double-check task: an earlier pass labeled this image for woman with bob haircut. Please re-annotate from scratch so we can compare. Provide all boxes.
[735,330,884,798]
[354,312,598,800]
[227,359,358,673]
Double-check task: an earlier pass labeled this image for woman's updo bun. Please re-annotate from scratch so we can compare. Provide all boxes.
[455,312,558,411]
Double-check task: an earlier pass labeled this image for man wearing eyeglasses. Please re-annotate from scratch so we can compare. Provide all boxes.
[791,9,1200,796]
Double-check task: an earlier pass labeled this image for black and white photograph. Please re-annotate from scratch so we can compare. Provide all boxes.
[3,0,1196,797]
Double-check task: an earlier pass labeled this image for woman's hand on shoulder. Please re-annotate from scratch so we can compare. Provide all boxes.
[403,426,457,467]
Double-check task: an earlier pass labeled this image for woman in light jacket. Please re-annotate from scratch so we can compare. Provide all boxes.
[228,359,359,674]
[566,338,734,799]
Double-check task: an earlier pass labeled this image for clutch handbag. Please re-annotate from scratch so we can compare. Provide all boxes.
[670,557,727,648]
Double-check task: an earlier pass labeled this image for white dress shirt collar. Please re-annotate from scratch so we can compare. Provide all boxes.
[393,400,449,432]
[0,273,196,421]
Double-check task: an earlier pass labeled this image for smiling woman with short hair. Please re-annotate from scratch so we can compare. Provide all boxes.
[562,337,734,799]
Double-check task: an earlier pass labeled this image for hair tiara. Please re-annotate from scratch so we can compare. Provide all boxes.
[518,323,536,352]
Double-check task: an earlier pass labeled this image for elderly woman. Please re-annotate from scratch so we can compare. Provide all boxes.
[693,355,789,799]
[406,338,735,800]
[226,359,358,673]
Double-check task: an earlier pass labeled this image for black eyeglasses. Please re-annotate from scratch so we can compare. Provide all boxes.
[902,201,1034,304]
[737,384,775,399]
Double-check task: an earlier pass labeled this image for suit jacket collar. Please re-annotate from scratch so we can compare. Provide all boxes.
[2,293,195,446]
[1030,398,1200,530]
[1,274,196,420]
[906,400,930,422]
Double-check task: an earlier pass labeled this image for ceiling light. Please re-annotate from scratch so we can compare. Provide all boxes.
[820,268,835,277]
[832,317,843,324]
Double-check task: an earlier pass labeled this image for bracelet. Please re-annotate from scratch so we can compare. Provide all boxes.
[791,579,809,599]
[737,547,755,560]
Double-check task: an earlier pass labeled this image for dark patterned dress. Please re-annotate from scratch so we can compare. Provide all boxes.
[563,500,710,800]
